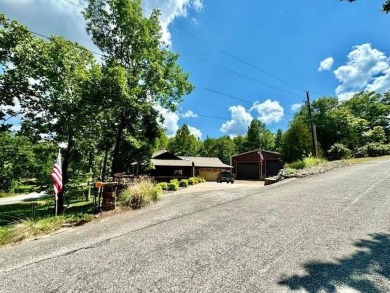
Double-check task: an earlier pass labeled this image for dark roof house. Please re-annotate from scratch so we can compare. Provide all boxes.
[150,150,232,181]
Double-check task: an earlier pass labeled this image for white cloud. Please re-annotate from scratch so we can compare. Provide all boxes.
[154,105,179,137]
[337,92,357,101]
[250,99,284,124]
[318,57,334,71]
[334,43,390,99]
[143,0,204,45]
[220,105,253,136]
[0,0,98,53]
[155,105,202,138]
[365,67,390,93]
[291,103,302,112]
[188,126,202,139]
[0,0,203,53]
[180,110,198,118]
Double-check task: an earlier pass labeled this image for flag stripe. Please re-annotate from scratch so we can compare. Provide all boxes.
[51,151,62,196]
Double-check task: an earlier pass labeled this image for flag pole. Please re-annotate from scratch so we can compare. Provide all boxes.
[55,195,58,216]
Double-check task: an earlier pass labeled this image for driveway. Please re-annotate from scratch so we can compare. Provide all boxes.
[1,157,389,292]
[0,191,48,206]
[172,180,264,195]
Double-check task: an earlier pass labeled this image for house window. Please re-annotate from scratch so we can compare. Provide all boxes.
[174,169,183,176]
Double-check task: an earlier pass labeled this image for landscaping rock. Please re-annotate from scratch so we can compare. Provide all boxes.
[271,161,350,183]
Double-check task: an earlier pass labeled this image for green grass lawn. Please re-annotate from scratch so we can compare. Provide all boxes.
[344,155,390,164]
[0,189,96,246]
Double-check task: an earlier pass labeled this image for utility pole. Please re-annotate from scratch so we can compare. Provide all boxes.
[306,91,317,157]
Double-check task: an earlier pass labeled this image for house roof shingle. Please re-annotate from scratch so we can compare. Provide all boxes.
[151,159,192,167]
[150,150,233,168]
[179,156,233,168]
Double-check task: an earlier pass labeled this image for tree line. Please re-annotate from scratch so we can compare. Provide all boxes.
[0,0,193,211]
[160,89,390,165]
[1,0,389,206]
[282,92,390,162]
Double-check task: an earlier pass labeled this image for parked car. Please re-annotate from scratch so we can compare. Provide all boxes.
[217,171,235,183]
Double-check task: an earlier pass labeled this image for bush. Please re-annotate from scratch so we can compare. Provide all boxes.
[289,160,305,169]
[168,182,179,191]
[169,179,179,185]
[189,177,204,185]
[303,156,326,167]
[327,143,352,160]
[367,143,390,157]
[179,179,189,188]
[155,185,163,196]
[120,177,161,209]
[157,182,169,190]
[354,145,368,158]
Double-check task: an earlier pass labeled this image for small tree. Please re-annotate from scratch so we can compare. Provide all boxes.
[168,124,201,156]
[281,118,311,163]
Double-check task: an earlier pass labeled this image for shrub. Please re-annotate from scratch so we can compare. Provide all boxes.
[289,160,305,169]
[189,177,203,185]
[327,143,352,160]
[354,145,368,158]
[169,179,179,185]
[168,182,179,191]
[303,156,326,167]
[155,186,163,198]
[367,143,390,157]
[179,179,189,188]
[120,177,161,209]
[157,182,169,190]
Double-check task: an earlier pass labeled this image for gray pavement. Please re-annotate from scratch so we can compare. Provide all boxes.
[0,191,48,205]
[0,158,390,292]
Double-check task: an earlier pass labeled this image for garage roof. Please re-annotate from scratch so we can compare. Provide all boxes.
[231,149,280,158]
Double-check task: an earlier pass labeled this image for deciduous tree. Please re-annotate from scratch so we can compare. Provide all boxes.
[84,0,193,174]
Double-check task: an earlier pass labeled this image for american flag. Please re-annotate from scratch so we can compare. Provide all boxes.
[51,150,63,198]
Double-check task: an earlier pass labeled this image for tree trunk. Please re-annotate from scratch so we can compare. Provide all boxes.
[101,145,109,182]
[111,112,126,176]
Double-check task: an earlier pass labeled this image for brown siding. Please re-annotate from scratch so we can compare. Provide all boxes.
[231,150,282,179]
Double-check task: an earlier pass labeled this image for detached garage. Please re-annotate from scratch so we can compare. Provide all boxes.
[231,149,283,180]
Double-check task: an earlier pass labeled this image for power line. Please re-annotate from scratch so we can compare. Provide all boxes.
[62,0,85,9]
[199,87,252,104]
[218,50,307,93]
[30,31,105,57]
[60,0,310,98]
[211,63,302,98]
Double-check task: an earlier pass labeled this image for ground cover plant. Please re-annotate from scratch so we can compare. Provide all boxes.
[0,189,95,246]
[119,177,162,209]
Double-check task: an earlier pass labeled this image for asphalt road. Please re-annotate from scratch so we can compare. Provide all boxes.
[1,158,390,293]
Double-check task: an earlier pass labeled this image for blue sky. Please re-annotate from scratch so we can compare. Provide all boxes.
[1,0,390,139]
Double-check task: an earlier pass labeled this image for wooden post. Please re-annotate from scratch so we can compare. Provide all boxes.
[306,91,317,157]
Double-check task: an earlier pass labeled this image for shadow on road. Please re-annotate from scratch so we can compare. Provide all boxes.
[278,233,390,293]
